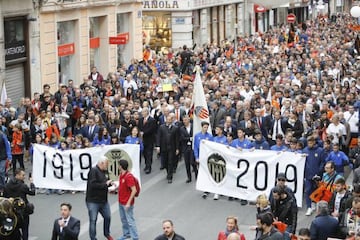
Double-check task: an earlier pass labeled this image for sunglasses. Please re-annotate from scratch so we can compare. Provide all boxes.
[277,178,286,181]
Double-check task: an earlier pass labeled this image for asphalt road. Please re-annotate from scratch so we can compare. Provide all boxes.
[25,156,317,240]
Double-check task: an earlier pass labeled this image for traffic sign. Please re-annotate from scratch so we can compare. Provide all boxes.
[287,13,296,23]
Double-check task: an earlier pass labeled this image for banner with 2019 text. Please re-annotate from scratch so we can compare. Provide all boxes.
[32,144,140,191]
[196,141,306,207]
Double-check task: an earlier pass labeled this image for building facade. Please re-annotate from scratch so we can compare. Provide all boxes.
[39,0,143,90]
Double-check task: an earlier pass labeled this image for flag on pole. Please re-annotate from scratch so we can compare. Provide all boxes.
[0,81,7,105]
[191,66,212,139]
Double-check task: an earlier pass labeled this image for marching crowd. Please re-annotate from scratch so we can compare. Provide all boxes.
[0,10,359,240]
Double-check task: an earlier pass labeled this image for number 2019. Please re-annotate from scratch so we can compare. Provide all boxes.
[236,159,297,192]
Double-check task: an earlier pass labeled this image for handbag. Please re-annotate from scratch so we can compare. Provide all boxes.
[310,174,338,203]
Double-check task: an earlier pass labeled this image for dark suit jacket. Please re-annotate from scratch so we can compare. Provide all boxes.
[138,116,157,144]
[156,124,179,153]
[210,108,226,128]
[172,108,186,122]
[109,126,129,143]
[82,125,99,142]
[252,116,269,138]
[179,124,193,153]
[51,216,80,240]
[155,233,185,240]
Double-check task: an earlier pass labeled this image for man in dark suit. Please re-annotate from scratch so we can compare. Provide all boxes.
[156,115,179,184]
[51,202,80,240]
[210,101,226,135]
[82,116,99,142]
[253,108,269,139]
[179,115,197,183]
[109,119,129,143]
[139,107,158,174]
[268,110,287,146]
[172,101,185,123]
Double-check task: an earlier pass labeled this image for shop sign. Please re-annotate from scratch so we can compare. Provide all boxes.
[254,4,266,13]
[58,43,75,57]
[109,36,127,45]
[174,18,185,24]
[5,41,26,61]
[143,0,179,9]
[90,37,100,49]
[117,32,130,42]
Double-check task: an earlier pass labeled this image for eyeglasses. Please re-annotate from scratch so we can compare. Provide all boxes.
[277,178,286,182]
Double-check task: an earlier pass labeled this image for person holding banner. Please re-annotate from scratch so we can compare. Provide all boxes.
[230,128,254,150]
[85,156,114,240]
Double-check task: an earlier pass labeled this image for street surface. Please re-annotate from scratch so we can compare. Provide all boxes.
[27,157,317,240]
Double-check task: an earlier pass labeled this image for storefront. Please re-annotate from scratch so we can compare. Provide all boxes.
[142,0,243,51]
[4,17,28,105]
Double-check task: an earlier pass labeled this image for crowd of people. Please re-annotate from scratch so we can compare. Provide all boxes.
[0,10,358,240]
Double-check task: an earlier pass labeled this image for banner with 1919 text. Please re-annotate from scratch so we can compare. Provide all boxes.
[33,144,140,191]
[196,140,305,207]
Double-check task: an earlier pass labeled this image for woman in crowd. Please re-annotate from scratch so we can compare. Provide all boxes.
[217,216,246,240]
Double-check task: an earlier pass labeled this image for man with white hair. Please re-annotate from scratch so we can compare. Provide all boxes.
[86,156,114,240]
[227,232,240,240]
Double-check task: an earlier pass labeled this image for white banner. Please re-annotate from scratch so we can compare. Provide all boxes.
[33,144,140,191]
[196,141,306,207]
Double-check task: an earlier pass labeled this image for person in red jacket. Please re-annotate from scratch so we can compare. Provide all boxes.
[11,123,24,175]
[217,216,246,240]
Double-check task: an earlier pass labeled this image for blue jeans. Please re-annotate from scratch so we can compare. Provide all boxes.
[86,201,111,240]
[119,204,138,240]
[0,160,6,190]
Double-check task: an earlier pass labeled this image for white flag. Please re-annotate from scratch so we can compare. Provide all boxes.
[266,87,272,102]
[0,82,7,105]
[191,66,212,138]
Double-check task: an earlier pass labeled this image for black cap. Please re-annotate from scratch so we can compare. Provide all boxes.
[277,173,286,180]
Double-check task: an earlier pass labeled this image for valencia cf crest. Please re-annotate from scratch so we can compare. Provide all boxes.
[207,153,226,184]
[105,149,132,180]
[195,106,209,119]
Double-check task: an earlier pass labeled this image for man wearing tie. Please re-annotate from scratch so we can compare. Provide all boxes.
[51,203,80,240]
[83,116,99,142]
[156,115,180,183]
[109,119,129,143]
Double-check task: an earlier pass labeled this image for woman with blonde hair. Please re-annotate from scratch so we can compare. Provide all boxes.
[256,194,271,215]
[217,216,246,240]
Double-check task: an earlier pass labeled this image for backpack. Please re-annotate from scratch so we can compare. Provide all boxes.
[126,172,140,197]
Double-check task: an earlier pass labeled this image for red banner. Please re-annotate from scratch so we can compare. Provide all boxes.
[117,32,129,42]
[58,43,75,57]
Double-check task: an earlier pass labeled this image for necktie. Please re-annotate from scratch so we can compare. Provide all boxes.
[176,110,179,121]
[258,117,262,128]
[61,220,67,232]
[144,118,147,125]
[275,120,279,136]
[89,126,92,136]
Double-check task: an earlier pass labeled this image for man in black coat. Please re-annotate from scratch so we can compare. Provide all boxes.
[156,115,179,184]
[109,119,129,144]
[4,168,35,240]
[51,203,80,240]
[154,220,185,240]
[138,107,157,174]
[179,115,197,183]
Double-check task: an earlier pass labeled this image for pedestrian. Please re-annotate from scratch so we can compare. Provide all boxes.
[0,128,12,194]
[255,212,283,240]
[4,168,35,240]
[309,200,340,240]
[85,155,114,240]
[117,159,139,240]
[296,228,310,240]
[11,123,25,175]
[154,219,185,240]
[138,107,157,174]
[51,202,80,240]
[156,114,179,184]
[217,216,245,240]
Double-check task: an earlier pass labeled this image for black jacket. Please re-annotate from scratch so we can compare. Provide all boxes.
[85,165,109,203]
[156,124,179,153]
[271,194,298,233]
[154,232,185,240]
[4,178,35,204]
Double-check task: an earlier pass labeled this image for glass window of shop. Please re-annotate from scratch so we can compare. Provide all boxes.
[117,13,131,67]
[142,12,172,53]
[89,17,100,68]
[58,21,76,85]
[4,18,26,62]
